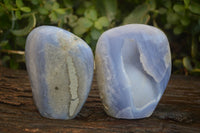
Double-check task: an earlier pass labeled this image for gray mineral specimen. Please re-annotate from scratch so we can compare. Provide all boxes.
[25,26,94,119]
[95,24,171,119]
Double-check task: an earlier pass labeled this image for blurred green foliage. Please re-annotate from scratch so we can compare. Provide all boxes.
[0,0,200,75]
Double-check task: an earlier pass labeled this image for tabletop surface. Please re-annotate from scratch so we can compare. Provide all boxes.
[0,67,200,133]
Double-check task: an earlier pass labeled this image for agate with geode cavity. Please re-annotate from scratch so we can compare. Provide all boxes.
[95,24,171,119]
[25,26,94,119]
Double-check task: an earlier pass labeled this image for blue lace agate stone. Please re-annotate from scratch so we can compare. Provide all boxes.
[95,24,171,119]
[25,26,94,119]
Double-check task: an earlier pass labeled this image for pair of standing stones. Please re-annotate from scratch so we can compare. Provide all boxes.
[25,24,171,120]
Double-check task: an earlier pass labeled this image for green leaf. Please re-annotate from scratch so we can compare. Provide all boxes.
[84,8,98,21]
[103,0,117,21]
[84,1,93,8]
[85,34,91,44]
[94,21,102,30]
[49,11,57,22]
[63,0,73,8]
[16,0,24,8]
[173,4,185,13]
[98,17,109,27]
[44,2,52,11]
[166,12,179,25]
[73,25,88,36]
[20,7,31,12]
[147,0,156,11]
[123,4,149,24]
[163,0,171,9]
[15,10,21,19]
[55,8,66,14]
[38,7,49,15]
[173,26,183,35]
[94,16,109,30]
[11,14,36,36]
[189,3,200,14]
[158,8,167,14]
[90,28,101,40]
[77,17,93,28]
[68,15,78,27]
[65,8,73,15]
[183,57,193,71]
[76,7,85,15]
[181,17,190,26]
[4,0,14,10]
[31,0,39,5]
[73,17,93,36]
[184,0,190,8]
[52,2,59,10]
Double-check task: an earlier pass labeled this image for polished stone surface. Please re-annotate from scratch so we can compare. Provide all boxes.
[95,24,171,119]
[25,26,94,119]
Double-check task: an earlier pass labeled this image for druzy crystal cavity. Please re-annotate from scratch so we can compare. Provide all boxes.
[95,24,171,119]
[25,26,94,119]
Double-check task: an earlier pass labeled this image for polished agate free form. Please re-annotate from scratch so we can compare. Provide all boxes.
[25,26,94,119]
[95,24,171,119]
